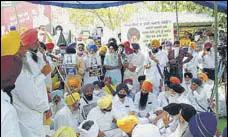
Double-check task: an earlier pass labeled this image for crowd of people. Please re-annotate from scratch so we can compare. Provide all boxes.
[1,25,227,137]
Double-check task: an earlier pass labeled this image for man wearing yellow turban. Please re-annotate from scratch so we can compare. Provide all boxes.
[197,72,213,99]
[145,39,168,96]
[134,80,159,124]
[117,115,138,136]
[54,92,81,132]
[87,95,123,137]
[1,31,20,56]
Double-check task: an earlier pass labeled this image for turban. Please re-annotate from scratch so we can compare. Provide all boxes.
[138,75,146,82]
[108,42,118,51]
[191,78,202,86]
[65,92,80,106]
[131,43,140,50]
[1,55,22,89]
[67,42,77,49]
[97,95,112,109]
[10,26,16,31]
[184,72,193,79]
[45,43,54,49]
[52,81,60,90]
[204,42,212,49]
[163,103,181,115]
[168,84,185,94]
[179,103,197,122]
[174,41,180,45]
[132,124,162,137]
[99,46,107,53]
[20,28,38,50]
[222,127,227,137]
[1,31,21,56]
[124,47,134,55]
[117,115,138,134]
[165,41,172,47]
[141,80,153,92]
[124,79,133,85]
[124,41,130,48]
[190,42,197,49]
[108,38,117,45]
[197,72,209,82]
[53,127,78,137]
[150,40,160,48]
[81,84,94,94]
[66,46,76,54]
[87,44,98,53]
[78,120,99,137]
[189,112,217,137]
[170,76,181,84]
[51,90,64,99]
[116,83,129,94]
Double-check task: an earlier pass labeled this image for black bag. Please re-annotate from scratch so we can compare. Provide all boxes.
[164,66,170,84]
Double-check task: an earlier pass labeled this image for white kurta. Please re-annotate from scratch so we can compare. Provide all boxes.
[112,95,136,119]
[185,88,209,112]
[50,99,65,117]
[83,54,102,85]
[87,106,122,137]
[12,52,49,137]
[144,51,168,96]
[1,91,22,137]
[183,51,199,78]
[134,92,159,124]
[54,106,80,132]
[132,124,162,137]
[134,51,145,77]
[181,81,191,98]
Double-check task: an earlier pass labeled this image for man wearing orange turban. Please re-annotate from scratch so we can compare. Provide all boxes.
[134,80,159,124]
[12,28,53,137]
[197,72,213,99]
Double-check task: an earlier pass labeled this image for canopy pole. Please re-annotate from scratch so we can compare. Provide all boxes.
[13,1,20,30]
[175,1,180,40]
[214,1,219,119]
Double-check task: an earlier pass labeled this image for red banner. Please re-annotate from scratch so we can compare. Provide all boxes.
[1,1,51,35]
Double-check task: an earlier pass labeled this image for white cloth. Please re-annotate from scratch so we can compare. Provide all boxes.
[112,95,136,119]
[183,51,199,78]
[157,91,169,109]
[54,106,80,132]
[181,81,191,98]
[201,53,216,69]
[1,91,22,137]
[132,124,162,137]
[134,52,145,77]
[134,92,159,124]
[78,120,99,137]
[83,54,102,85]
[45,55,55,91]
[50,99,65,117]
[12,52,49,137]
[87,106,122,137]
[167,121,188,137]
[144,50,168,96]
[123,53,138,90]
[185,88,209,112]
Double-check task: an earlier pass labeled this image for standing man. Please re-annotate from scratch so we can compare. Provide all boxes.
[168,41,193,83]
[12,29,52,137]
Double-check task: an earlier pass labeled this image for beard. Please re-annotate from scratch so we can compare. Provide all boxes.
[139,92,149,110]
[29,48,39,63]
[3,84,15,104]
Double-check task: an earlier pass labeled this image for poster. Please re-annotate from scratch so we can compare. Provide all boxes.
[1,1,51,35]
[89,66,102,77]
[65,67,77,75]
[121,19,174,53]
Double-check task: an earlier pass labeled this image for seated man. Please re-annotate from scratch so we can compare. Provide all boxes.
[112,84,136,119]
[93,81,106,97]
[134,80,159,124]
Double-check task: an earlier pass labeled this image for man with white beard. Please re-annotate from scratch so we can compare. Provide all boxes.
[12,29,52,137]
[144,40,168,96]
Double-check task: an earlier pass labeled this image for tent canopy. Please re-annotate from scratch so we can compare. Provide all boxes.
[192,1,227,14]
[29,1,142,9]
[28,1,227,14]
